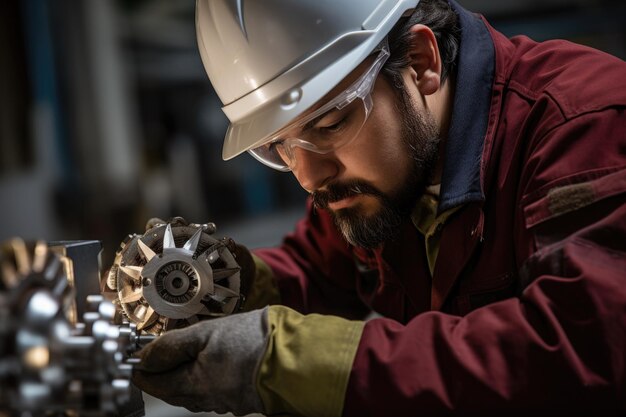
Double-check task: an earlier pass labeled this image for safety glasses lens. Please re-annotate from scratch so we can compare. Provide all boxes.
[250,98,368,170]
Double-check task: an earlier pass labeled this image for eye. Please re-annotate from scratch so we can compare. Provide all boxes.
[319,118,346,133]
[267,140,291,162]
[267,140,284,151]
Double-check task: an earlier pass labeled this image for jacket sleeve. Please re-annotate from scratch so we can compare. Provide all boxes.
[343,108,626,415]
[253,198,370,319]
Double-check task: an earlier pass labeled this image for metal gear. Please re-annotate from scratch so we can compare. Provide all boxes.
[0,239,76,323]
[0,239,134,416]
[105,218,242,335]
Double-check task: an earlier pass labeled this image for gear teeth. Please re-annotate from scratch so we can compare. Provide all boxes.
[136,306,156,331]
[212,267,240,281]
[12,239,30,276]
[119,286,143,304]
[119,265,143,282]
[213,283,239,299]
[138,240,156,262]
[163,224,176,250]
[1,262,18,288]
[106,265,119,291]
[32,241,49,273]
[132,304,151,323]
[183,228,202,254]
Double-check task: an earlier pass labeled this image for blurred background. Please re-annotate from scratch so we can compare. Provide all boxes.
[1,0,625,260]
[0,0,624,416]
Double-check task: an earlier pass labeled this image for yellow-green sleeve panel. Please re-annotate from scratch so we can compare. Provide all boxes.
[257,305,365,417]
[242,254,282,311]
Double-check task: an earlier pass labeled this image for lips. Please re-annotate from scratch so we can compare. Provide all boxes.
[327,195,359,211]
[312,180,382,211]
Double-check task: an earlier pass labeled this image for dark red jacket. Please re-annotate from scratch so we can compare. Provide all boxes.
[255,2,626,415]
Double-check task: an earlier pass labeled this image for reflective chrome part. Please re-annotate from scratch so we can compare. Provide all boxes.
[0,239,135,416]
[104,217,242,335]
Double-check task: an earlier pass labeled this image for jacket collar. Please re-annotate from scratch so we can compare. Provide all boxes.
[438,0,495,213]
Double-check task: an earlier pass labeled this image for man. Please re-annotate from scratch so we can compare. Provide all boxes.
[132,0,626,415]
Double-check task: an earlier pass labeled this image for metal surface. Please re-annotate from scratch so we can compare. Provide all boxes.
[0,239,136,416]
[196,0,420,160]
[105,217,242,335]
[49,240,103,317]
[0,220,241,416]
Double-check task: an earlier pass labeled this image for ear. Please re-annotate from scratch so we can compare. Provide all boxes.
[406,24,442,96]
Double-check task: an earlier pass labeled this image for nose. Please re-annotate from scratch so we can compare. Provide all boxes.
[290,147,337,192]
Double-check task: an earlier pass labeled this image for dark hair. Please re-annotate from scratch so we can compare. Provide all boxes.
[383,0,460,88]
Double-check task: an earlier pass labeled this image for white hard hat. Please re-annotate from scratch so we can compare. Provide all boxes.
[196,0,420,161]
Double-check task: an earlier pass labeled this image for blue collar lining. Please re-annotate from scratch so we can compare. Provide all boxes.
[438,1,495,213]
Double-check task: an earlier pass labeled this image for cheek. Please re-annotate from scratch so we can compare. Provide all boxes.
[373,104,413,166]
[367,94,411,163]
[339,112,413,191]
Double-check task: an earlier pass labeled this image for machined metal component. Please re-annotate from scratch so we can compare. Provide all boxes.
[0,239,75,323]
[0,239,135,416]
[105,218,242,335]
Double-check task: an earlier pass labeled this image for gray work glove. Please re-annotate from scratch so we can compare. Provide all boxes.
[132,307,269,416]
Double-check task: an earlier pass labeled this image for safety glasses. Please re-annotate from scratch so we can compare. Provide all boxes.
[248,39,390,171]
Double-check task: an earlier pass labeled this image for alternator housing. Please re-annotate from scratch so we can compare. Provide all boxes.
[105,218,242,335]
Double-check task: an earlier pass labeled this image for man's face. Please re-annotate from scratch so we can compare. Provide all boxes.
[292,73,441,249]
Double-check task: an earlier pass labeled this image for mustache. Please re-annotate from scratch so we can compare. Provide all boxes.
[312,180,382,209]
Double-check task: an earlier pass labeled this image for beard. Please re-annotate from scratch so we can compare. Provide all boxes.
[312,91,441,249]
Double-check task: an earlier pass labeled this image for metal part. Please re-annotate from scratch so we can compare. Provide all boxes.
[104,218,242,335]
[0,239,135,416]
[49,240,103,318]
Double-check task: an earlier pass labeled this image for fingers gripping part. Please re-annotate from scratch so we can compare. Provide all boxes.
[132,308,269,416]
[136,326,201,372]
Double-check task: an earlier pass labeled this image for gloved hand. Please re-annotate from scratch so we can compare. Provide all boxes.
[222,238,282,311]
[132,307,269,415]
[133,304,366,417]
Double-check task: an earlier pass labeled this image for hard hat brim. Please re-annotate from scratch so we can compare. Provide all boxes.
[212,0,421,161]
[221,32,385,161]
